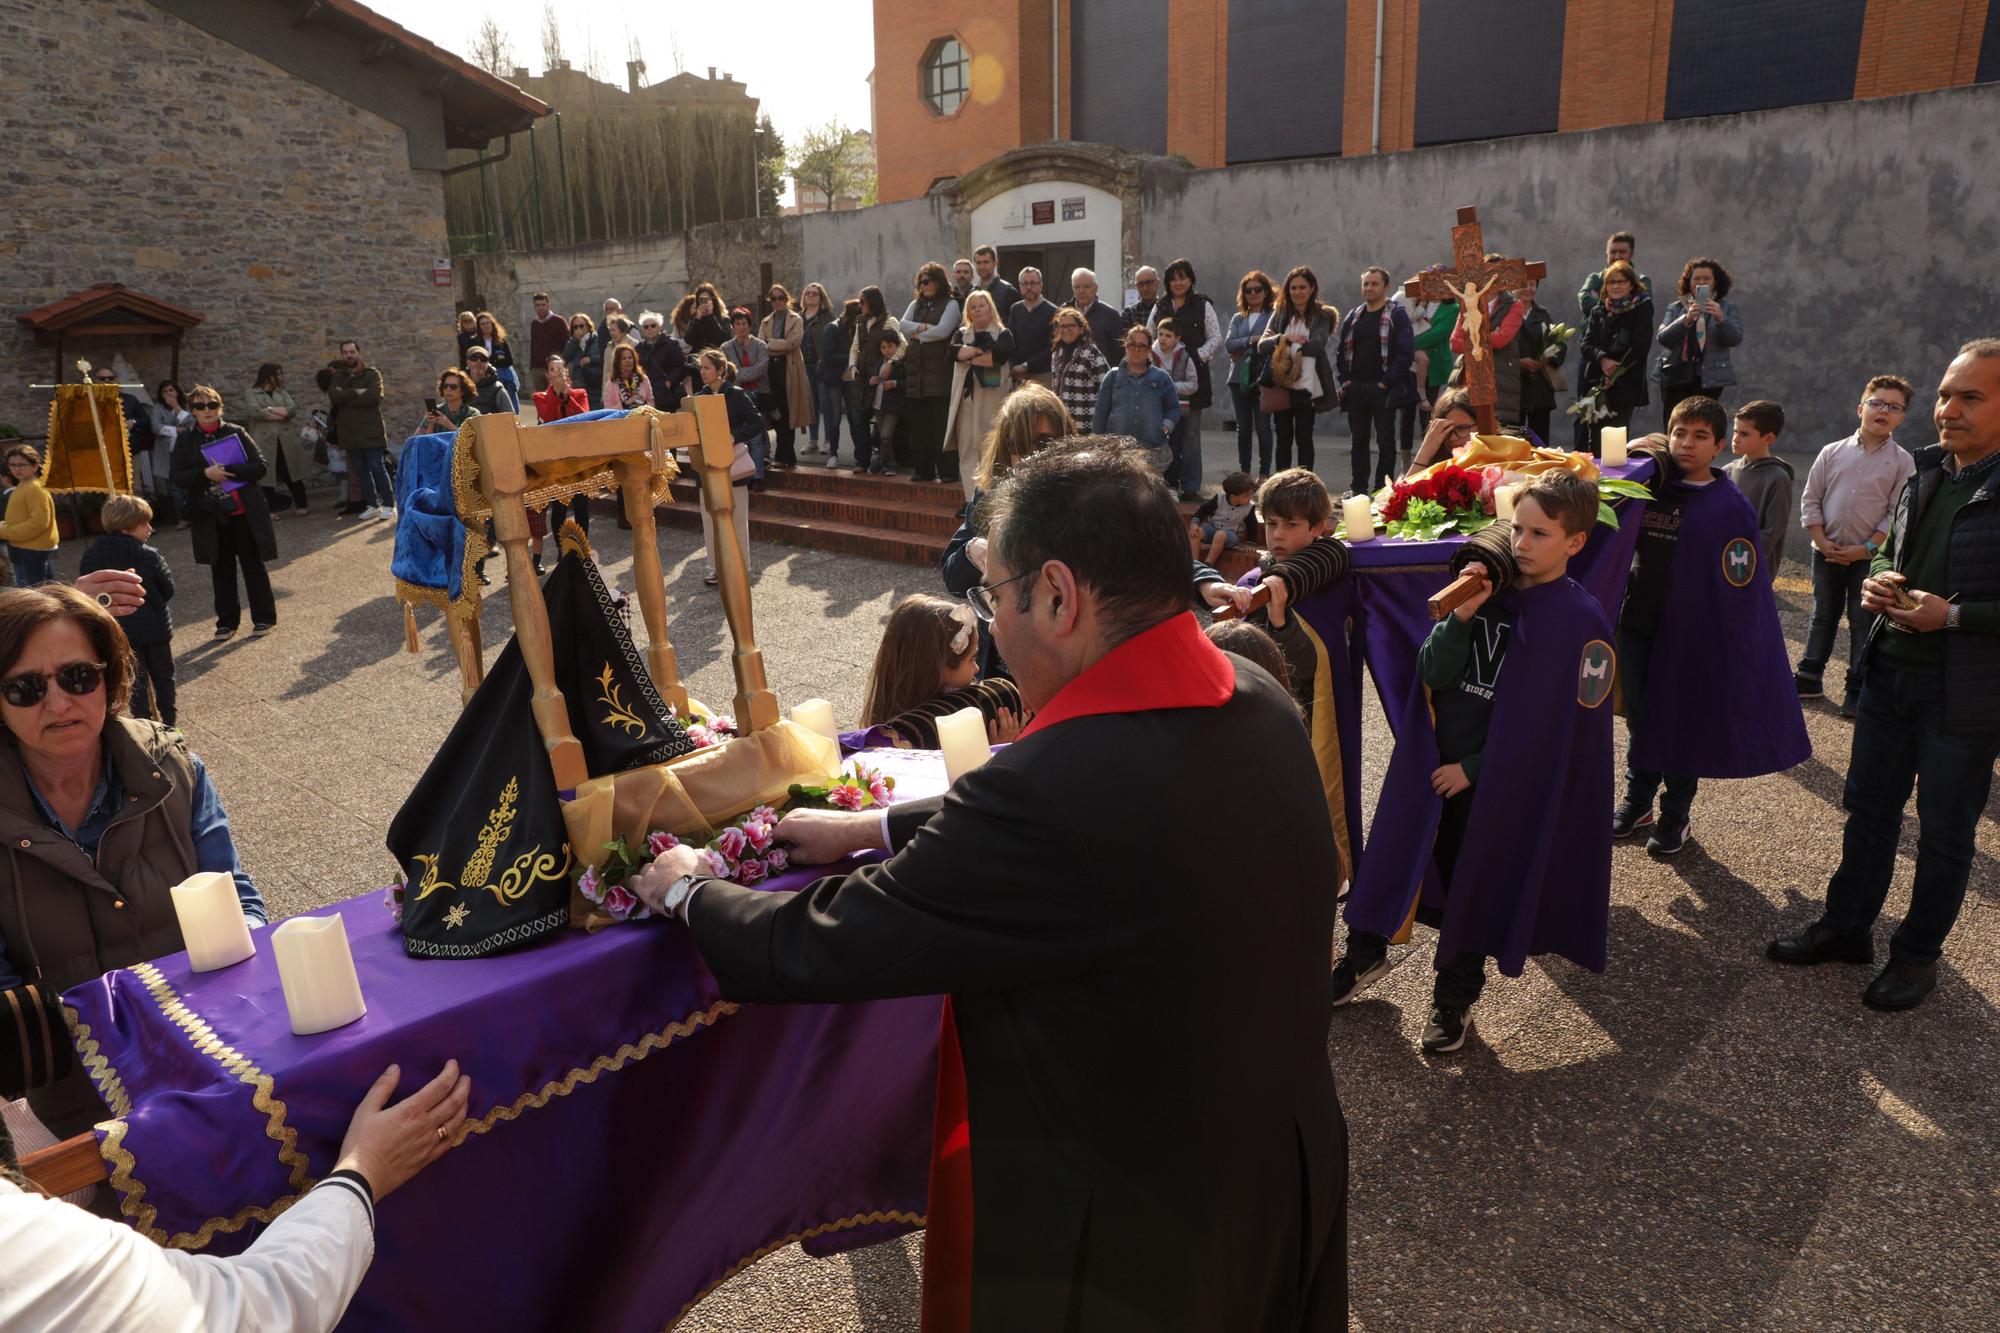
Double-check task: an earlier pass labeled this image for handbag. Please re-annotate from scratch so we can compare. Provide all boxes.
[729,442,757,481]
[1259,384,1295,414]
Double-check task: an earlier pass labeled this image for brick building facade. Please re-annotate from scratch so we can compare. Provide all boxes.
[874,0,2000,202]
[0,0,541,440]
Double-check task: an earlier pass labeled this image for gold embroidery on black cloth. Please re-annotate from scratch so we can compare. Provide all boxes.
[596,662,649,738]
[460,777,520,890]
[486,844,573,907]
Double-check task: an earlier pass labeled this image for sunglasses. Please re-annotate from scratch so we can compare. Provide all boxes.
[1,661,107,708]
[467,354,489,363]
[190,400,220,409]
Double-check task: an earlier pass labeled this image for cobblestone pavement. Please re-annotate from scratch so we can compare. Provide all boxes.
[115,458,1996,1331]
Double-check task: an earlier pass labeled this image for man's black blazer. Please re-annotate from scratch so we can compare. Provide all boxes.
[690,658,1347,1331]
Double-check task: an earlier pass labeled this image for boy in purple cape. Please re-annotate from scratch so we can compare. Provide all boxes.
[1611,399,1811,853]
[1335,473,1615,1054]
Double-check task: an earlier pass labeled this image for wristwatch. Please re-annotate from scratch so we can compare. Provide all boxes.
[1865,538,1881,556]
[659,873,699,922]
[1945,604,1962,631]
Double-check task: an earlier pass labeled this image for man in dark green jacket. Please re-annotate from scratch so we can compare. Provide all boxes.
[1769,339,2000,1010]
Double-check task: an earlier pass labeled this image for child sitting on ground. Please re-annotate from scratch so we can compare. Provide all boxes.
[1725,399,1795,573]
[1338,472,1614,1055]
[1190,472,1257,564]
[80,495,177,726]
[859,594,1024,748]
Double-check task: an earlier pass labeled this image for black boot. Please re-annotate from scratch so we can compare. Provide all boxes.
[1767,918,1875,966]
[1862,960,1936,1011]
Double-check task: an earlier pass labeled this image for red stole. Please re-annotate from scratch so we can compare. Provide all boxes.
[919,612,1234,1333]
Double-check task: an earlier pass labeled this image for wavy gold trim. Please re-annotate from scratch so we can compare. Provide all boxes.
[84,973,742,1252]
[60,1002,131,1120]
[667,1209,928,1328]
[455,999,739,1141]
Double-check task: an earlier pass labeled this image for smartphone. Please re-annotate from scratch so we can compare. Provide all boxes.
[1694,283,1713,306]
[424,397,438,413]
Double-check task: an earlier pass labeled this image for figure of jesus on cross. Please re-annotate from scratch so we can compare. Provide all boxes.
[1405,206,1547,435]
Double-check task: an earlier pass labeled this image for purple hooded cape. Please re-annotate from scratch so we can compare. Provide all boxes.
[1345,577,1617,976]
[1623,469,1811,778]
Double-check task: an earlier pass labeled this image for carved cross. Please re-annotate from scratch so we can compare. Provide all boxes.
[1404,206,1547,434]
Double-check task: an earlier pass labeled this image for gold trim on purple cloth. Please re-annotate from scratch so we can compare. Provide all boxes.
[668,1209,929,1327]
[453,999,739,1143]
[76,962,744,1250]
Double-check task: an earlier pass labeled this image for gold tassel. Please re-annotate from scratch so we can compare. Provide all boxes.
[403,601,420,654]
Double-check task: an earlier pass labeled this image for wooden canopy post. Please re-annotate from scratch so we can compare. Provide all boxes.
[1403,206,1547,435]
[687,395,778,732]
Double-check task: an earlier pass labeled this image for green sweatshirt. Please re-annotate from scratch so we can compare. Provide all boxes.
[1873,453,2000,669]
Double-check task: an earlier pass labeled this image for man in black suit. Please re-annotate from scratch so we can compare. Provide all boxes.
[1122,264,1164,334]
[636,440,1347,1332]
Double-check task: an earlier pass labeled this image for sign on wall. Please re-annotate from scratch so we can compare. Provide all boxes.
[1031,200,1055,225]
[433,259,452,287]
[1062,197,1086,221]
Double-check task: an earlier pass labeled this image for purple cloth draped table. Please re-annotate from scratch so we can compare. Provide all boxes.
[1293,457,1655,738]
[62,748,950,1332]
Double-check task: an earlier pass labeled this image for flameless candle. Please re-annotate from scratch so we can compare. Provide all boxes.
[936,706,991,784]
[272,914,368,1036]
[789,698,837,740]
[169,871,256,972]
[1495,485,1520,523]
[1341,494,1375,542]
[1599,426,1628,466]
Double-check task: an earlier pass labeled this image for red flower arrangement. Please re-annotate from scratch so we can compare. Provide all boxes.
[1379,464,1491,523]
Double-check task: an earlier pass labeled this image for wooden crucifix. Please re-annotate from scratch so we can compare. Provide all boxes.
[1404,206,1547,434]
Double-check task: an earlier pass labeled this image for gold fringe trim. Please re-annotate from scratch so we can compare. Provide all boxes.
[1296,616,1355,884]
[455,999,738,1141]
[667,1209,929,1328]
[42,382,133,495]
[60,1003,132,1119]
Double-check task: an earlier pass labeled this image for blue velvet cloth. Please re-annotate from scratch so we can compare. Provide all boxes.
[391,409,634,601]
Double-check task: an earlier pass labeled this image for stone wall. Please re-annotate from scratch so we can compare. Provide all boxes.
[798,196,958,312]
[0,0,456,439]
[456,237,692,343]
[1137,82,2000,450]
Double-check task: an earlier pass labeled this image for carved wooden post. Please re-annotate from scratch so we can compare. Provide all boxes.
[471,413,589,789]
[688,395,778,731]
[613,436,690,716]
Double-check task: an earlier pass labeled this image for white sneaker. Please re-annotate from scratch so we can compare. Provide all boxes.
[357,506,380,521]
[379,506,397,523]
[823,453,840,468]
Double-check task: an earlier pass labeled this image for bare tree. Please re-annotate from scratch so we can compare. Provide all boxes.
[668,32,687,75]
[788,120,865,212]
[469,17,511,77]
[539,1,563,72]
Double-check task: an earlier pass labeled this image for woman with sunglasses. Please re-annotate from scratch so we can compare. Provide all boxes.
[0,447,58,587]
[1225,271,1278,480]
[759,285,814,469]
[169,386,279,637]
[561,313,604,410]
[1050,305,1110,430]
[0,582,267,1137]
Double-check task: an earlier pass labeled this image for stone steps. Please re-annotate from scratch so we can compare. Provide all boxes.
[653,464,961,566]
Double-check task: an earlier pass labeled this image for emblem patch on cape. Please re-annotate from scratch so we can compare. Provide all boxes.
[1722,536,1757,588]
[1578,639,1616,709]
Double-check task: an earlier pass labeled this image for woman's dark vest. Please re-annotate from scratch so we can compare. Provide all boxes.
[904,295,956,400]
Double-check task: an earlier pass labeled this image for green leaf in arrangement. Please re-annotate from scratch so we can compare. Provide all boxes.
[1597,499,1620,529]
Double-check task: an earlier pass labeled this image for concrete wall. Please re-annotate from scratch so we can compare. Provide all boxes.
[1137,82,2000,451]
[799,195,958,311]
[457,237,692,341]
[0,0,455,440]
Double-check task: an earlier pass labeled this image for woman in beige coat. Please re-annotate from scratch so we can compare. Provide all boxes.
[758,284,815,468]
[247,363,311,515]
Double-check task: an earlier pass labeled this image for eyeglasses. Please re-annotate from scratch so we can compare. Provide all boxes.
[1863,398,1907,414]
[1,661,108,709]
[965,569,1033,623]
[190,400,220,409]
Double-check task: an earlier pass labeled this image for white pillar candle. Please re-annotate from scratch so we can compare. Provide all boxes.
[1599,426,1628,466]
[272,914,367,1036]
[1495,484,1519,523]
[789,698,838,741]
[935,706,991,784]
[169,871,256,972]
[1341,494,1375,542]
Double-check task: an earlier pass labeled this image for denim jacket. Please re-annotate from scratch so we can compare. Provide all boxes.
[1091,364,1182,447]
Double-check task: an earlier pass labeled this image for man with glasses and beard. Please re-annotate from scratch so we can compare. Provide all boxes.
[632,441,1348,1332]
